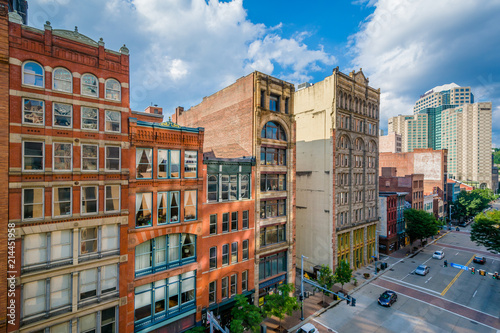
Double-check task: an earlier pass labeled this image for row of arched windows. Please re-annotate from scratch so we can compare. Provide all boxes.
[261,121,287,141]
[338,92,378,119]
[22,61,122,101]
[337,136,377,153]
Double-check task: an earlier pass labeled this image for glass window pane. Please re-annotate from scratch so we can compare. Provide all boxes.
[53,103,72,127]
[184,151,197,178]
[184,190,196,221]
[170,150,180,178]
[23,280,45,317]
[51,230,72,261]
[50,274,71,309]
[23,99,44,125]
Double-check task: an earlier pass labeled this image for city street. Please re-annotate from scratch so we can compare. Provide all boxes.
[312,231,500,333]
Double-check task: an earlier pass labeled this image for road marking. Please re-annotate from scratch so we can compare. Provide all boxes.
[441,254,475,296]
[371,283,499,331]
[455,252,459,256]
[382,276,441,295]
[473,290,478,297]
[425,276,432,284]
[312,318,338,333]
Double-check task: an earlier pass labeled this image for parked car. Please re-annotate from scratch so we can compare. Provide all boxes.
[415,265,430,276]
[473,256,486,264]
[433,251,445,259]
[378,290,397,307]
[296,323,319,333]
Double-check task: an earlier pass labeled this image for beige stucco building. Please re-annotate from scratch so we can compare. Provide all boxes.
[294,68,380,273]
[388,113,428,152]
[379,132,402,153]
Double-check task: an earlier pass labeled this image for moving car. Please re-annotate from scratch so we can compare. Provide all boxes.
[415,265,430,276]
[433,250,445,259]
[378,290,397,307]
[296,323,319,333]
[473,256,486,264]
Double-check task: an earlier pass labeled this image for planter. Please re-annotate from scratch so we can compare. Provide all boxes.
[363,273,370,279]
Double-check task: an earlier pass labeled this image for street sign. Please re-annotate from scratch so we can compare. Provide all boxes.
[450,263,469,271]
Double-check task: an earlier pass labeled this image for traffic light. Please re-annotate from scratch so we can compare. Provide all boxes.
[351,298,356,307]
[346,296,351,305]
[494,272,499,280]
[479,269,486,276]
[471,267,475,274]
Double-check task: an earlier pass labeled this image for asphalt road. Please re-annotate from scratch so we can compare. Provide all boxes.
[313,231,500,333]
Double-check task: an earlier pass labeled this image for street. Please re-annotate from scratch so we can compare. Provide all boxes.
[312,230,500,333]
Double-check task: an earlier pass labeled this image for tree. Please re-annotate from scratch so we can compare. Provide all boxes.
[404,208,440,246]
[453,189,498,221]
[334,260,353,291]
[263,283,299,332]
[315,264,335,305]
[229,294,263,333]
[185,326,206,333]
[470,210,500,254]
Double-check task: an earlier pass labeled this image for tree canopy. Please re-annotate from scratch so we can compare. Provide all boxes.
[315,264,335,304]
[470,210,500,254]
[262,283,299,331]
[404,208,440,245]
[230,294,263,333]
[334,260,353,290]
[452,189,497,220]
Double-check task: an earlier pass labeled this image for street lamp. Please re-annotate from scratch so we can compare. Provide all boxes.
[300,255,308,321]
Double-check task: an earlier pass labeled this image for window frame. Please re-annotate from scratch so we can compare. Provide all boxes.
[136,192,153,228]
[136,147,153,179]
[222,244,229,266]
[23,141,45,172]
[231,211,238,231]
[22,98,44,126]
[183,190,197,221]
[242,239,249,261]
[242,270,248,292]
[104,185,121,213]
[209,214,217,235]
[22,187,44,221]
[157,191,180,225]
[222,213,229,233]
[242,210,249,229]
[81,144,99,172]
[22,61,44,88]
[104,110,121,133]
[52,67,73,93]
[81,106,99,131]
[105,146,121,171]
[105,78,121,101]
[231,242,238,264]
[209,246,217,270]
[52,142,73,172]
[221,276,228,300]
[81,185,98,216]
[78,264,119,306]
[208,281,216,305]
[52,102,73,128]
[81,73,99,98]
[230,274,237,297]
[184,150,198,178]
[52,187,72,218]
[22,230,73,272]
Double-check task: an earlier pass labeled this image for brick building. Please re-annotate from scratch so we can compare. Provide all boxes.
[379,132,401,153]
[125,117,204,333]
[6,10,130,333]
[379,167,424,211]
[173,71,296,307]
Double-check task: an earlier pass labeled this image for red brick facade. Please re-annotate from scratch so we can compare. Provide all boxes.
[380,168,424,210]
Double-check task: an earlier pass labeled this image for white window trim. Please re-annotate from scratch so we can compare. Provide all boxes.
[104,110,121,133]
[105,78,121,102]
[22,141,45,172]
[22,98,45,126]
[81,106,99,131]
[104,185,121,213]
[22,187,45,222]
[52,103,73,129]
[52,142,73,172]
[81,143,99,173]
[52,187,73,218]
[81,185,99,216]
[22,60,44,88]
[105,146,121,172]
[52,67,73,93]
[81,73,99,98]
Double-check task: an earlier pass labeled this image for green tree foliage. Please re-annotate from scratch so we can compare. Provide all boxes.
[185,326,206,333]
[334,260,353,291]
[315,264,335,305]
[493,148,500,165]
[404,208,440,245]
[263,283,299,331]
[452,189,497,220]
[471,210,500,254]
[229,294,263,333]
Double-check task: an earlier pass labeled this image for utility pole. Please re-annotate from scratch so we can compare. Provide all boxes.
[300,255,307,321]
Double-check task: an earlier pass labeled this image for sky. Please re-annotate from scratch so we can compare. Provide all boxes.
[26,0,500,146]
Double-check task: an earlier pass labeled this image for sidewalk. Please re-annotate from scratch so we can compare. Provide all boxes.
[261,230,450,332]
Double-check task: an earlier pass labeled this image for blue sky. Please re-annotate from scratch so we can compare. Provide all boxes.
[27,0,500,145]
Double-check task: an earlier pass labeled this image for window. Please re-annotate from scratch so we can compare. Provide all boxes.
[221,277,228,299]
[80,227,98,256]
[101,225,119,254]
[260,174,286,191]
[242,210,249,229]
[209,246,217,269]
[261,121,286,141]
[53,143,72,171]
[53,103,72,127]
[81,74,98,97]
[242,271,248,292]
[210,214,217,234]
[184,151,197,178]
[260,147,286,165]
[208,175,218,201]
[260,224,286,247]
[269,94,279,112]
[258,252,287,281]
[105,185,120,213]
[23,98,44,125]
[222,213,229,233]
[231,211,238,231]
[23,141,44,171]
[23,188,44,221]
[229,175,238,200]
[105,79,121,101]
[134,234,196,277]
[222,244,229,266]
[184,190,197,221]
[241,174,250,199]
[53,187,72,217]
[136,193,152,227]
[105,146,120,171]
[52,67,72,92]
[22,230,72,272]
[260,90,265,108]
[79,225,119,259]
[242,239,249,260]
[231,242,238,264]
[209,281,216,304]
[260,199,286,219]
[157,191,179,224]
[158,149,180,179]
[105,110,120,132]
[79,307,117,333]
[230,274,237,297]
[81,144,98,172]
[285,97,289,114]
[81,186,98,215]
[81,107,98,130]
[23,61,44,87]
[136,148,153,179]
[79,264,118,304]
[221,175,229,201]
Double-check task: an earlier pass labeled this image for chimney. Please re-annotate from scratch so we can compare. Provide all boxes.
[173,106,184,123]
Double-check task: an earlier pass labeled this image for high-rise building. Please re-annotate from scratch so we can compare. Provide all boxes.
[413,83,473,113]
[294,68,380,272]
[379,132,402,153]
[388,114,428,152]
[173,71,296,307]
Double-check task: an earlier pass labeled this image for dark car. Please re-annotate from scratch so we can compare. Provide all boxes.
[378,290,397,307]
[473,256,486,264]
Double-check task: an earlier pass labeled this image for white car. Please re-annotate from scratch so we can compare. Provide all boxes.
[433,250,444,259]
[296,323,319,333]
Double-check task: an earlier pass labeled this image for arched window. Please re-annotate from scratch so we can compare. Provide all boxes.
[356,138,364,151]
[22,61,44,87]
[81,73,98,97]
[53,67,72,92]
[105,78,121,101]
[261,121,286,141]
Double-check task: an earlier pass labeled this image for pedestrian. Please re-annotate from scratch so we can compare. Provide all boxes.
[444,260,448,267]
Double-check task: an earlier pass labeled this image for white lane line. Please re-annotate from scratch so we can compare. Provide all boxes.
[473,290,478,298]
[382,276,441,296]
[425,276,432,284]
[455,252,459,256]
[371,283,499,331]
[312,318,338,333]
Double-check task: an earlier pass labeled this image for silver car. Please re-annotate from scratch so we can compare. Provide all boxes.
[415,265,430,276]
